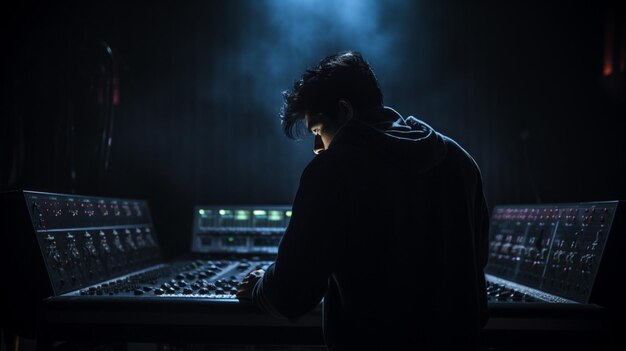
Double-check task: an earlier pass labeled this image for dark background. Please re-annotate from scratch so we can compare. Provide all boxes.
[2,0,624,259]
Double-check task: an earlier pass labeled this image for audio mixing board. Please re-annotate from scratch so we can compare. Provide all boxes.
[0,190,318,344]
[0,191,283,300]
[485,202,624,307]
[1,190,624,349]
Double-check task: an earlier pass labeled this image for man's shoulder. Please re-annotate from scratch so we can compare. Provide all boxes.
[438,134,482,178]
[440,134,470,158]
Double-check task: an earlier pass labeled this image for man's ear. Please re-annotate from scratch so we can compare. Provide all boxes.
[337,99,354,123]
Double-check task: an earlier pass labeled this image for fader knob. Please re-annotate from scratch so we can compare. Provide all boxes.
[556,252,565,263]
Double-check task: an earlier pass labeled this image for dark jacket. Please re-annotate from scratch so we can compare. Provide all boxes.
[253,107,489,350]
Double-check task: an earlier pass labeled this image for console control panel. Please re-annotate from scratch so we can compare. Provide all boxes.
[24,191,161,295]
[65,258,273,299]
[485,201,622,304]
[192,206,291,255]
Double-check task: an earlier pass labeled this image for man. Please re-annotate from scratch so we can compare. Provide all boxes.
[237,51,489,350]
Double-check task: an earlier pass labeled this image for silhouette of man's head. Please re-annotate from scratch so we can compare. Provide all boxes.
[280,51,383,140]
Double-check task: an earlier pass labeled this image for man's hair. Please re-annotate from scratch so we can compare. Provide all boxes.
[280,51,384,139]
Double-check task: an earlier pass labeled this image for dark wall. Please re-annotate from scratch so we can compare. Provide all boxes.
[2,0,624,259]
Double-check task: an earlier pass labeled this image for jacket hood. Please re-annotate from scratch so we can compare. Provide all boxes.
[329,106,448,174]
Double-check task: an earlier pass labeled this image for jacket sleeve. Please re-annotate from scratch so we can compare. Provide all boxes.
[252,157,346,319]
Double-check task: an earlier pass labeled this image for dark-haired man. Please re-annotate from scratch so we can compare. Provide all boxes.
[237,51,489,350]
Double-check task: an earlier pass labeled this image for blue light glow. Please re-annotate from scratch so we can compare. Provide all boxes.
[208,0,409,123]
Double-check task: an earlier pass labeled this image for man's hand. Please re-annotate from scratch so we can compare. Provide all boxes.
[236,269,265,303]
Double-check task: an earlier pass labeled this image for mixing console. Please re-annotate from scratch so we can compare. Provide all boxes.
[485,201,624,305]
[0,190,292,337]
[2,190,623,348]
[0,191,289,305]
[68,259,272,299]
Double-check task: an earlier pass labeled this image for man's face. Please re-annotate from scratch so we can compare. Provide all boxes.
[305,112,338,155]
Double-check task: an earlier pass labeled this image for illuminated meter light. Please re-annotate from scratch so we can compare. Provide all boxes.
[269,210,283,221]
[235,210,250,221]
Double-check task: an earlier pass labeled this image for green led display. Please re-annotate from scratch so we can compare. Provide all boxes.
[269,210,283,221]
[253,210,267,216]
[235,210,250,220]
